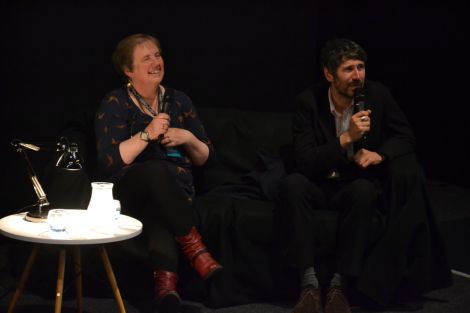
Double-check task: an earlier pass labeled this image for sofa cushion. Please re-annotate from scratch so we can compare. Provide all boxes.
[195,108,293,194]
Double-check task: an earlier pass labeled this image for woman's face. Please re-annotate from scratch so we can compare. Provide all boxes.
[125,40,164,87]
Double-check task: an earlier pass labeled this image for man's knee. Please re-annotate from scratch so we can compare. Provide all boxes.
[346,179,379,210]
[280,173,326,211]
[349,179,377,196]
[281,173,311,193]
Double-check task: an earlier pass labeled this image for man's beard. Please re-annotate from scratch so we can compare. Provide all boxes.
[338,81,363,99]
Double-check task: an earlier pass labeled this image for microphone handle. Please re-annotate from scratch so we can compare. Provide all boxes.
[353,90,367,144]
[359,101,367,141]
[355,101,365,113]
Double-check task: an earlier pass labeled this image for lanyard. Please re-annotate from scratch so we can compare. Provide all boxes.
[127,83,163,117]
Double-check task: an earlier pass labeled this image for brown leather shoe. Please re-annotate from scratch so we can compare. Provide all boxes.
[293,287,323,313]
[324,286,351,313]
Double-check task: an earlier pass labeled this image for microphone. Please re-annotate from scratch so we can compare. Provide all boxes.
[157,90,181,159]
[11,140,41,151]
[353,87,367,144]
[353,87,365,113]
[159,91,171,114]
[157,90,172,143]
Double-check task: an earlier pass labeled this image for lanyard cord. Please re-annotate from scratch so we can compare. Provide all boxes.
[127,83,163,117]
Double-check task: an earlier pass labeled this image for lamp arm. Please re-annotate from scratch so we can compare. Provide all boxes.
[17,147,50,207]
[30,175,49,206]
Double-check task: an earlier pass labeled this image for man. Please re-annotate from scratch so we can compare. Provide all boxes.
[280,38,451,313]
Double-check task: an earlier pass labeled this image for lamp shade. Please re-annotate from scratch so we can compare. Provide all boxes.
[55,142,83,170]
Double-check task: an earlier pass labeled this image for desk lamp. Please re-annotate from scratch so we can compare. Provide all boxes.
[11,137,83,222]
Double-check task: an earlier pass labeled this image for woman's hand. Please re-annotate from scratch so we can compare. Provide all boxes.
[145,113,170,141]
[161,128,209,166]
[160,128,192,147]
[118,113,169,165]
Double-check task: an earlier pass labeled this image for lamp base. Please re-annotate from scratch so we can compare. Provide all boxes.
[25,208,49,223]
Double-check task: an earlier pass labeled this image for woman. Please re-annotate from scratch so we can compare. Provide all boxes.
[95,33,222,312]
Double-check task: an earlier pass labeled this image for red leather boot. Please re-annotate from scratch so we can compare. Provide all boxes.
[175,226,223,279]
[154,270,180,313]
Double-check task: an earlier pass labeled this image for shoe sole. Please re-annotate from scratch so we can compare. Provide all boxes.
[158,292,181,313]
[204,265,223,280]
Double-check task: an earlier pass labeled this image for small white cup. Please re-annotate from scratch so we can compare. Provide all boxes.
[47,209,68,232]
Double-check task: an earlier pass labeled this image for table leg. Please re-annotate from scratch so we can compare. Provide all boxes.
[55,249,66,313]
[7,244,40,313]
[73,246,83,313]
[99,245,126,313]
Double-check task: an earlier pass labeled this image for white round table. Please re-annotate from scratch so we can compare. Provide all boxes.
[0,210,143,313]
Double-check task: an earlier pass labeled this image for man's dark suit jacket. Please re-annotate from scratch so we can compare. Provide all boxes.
[292,80,415,181]
[291,80,452,304]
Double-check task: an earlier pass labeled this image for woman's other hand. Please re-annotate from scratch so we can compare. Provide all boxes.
[160,128,192,147]
[161,128,209,166]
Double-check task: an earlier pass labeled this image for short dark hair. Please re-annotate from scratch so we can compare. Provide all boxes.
[111,33,162,81]
[320,38,367,76]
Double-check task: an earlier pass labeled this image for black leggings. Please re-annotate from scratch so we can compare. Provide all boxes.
[114,160,193,272]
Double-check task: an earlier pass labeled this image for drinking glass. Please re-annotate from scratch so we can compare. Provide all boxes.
[47,209,68,232]
[113,199,121,220]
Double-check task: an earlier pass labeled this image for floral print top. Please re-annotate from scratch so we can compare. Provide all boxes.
[95,86,214,199]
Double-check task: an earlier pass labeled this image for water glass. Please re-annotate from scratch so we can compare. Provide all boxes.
[47,209,68,232]
[113,199,121,220]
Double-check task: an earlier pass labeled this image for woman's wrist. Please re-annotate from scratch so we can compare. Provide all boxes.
[139,129,151,142]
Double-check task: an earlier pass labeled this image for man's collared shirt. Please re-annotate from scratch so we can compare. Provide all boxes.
[328,88,354,158]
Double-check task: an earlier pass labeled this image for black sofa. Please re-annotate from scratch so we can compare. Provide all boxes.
[188,108,298,307]
[40,107,379,308]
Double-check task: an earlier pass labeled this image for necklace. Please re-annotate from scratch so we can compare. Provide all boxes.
[127,83,163,117]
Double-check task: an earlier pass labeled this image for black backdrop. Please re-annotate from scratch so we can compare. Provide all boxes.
[1,1,468,211]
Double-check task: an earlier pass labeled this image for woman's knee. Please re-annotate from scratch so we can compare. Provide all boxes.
[138,160,171,180]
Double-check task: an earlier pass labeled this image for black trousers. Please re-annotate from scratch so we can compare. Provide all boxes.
[114,159,193,272]
[279,172,380,277]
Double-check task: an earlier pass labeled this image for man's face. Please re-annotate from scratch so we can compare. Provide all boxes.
[324,58,365,99]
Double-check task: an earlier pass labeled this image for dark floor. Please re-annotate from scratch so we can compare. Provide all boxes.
[426,180,470,274]
[0,273,469,313]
